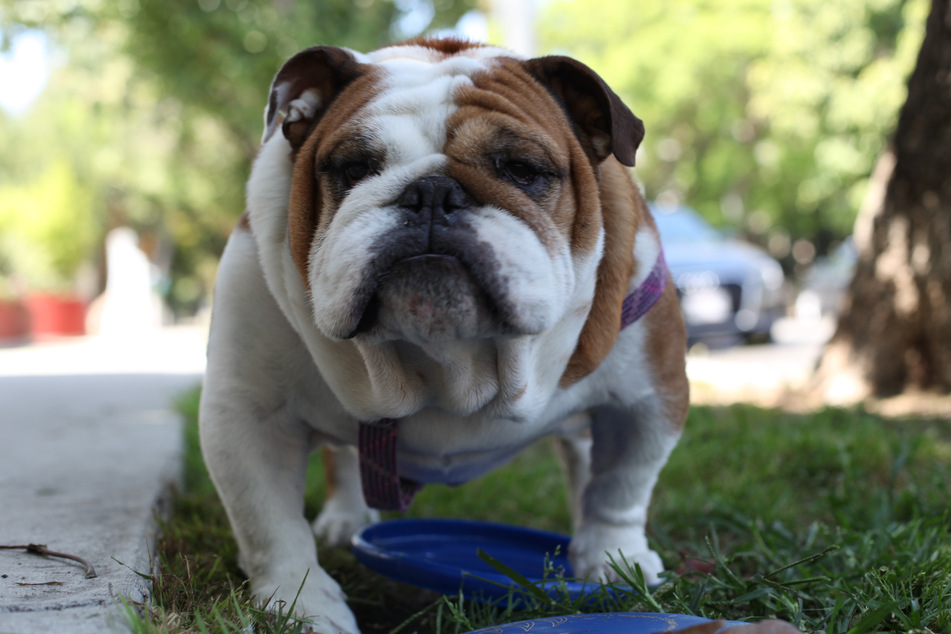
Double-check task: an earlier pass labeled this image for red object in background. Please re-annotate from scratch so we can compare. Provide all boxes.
[0,300,31,340]
[24,294,86,339]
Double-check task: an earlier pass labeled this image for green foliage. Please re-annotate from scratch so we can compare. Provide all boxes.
[104,0,404,152]
[539,0,929,261]
[0,159,98,289]
[153,392,951,633]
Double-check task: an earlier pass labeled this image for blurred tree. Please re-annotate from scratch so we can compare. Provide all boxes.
[538,0,927,270]
[0,159,97,290]
[814,0,951,401]
[0,0,473,313]
[104,0,459,156]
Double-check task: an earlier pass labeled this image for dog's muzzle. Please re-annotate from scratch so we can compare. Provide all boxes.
[346,175,522,341]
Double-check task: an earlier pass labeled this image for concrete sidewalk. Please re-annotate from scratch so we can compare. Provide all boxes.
[0,326,206,633]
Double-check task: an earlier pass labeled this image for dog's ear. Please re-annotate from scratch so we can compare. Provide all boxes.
[522,56,644,167]
[262,46,366,148]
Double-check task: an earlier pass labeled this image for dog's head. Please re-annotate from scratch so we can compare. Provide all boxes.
[250,40,646,404]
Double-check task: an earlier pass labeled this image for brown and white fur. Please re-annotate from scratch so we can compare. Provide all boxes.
[199,38,688,633]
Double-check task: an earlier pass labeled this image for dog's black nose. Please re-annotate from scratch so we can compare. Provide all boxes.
[397,175,472,222]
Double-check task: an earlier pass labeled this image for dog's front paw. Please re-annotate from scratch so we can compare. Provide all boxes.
[313,497,380,547]
[569,520,665,586]
[253,567,359,634]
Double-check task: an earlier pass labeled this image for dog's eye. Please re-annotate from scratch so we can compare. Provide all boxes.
[501,161,539,187]
[343,161,372,187]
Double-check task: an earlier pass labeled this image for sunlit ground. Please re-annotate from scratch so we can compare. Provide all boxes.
[0,324,207,378]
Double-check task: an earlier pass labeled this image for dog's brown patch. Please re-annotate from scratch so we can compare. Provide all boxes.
[447,59,602,256]
[560,161,641,386]
[445,59,643,386]
[322,446,338,499]
[645,278,690,431]
[397,36,487,57]
[287,71,382,288]
[236,210,252,233]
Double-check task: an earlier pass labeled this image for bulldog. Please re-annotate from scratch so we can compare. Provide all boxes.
[199,38,688,633]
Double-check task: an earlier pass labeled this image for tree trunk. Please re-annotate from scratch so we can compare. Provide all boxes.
[814,0,951,404]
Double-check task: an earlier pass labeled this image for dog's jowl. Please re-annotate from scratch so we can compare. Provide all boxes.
[200,38,688,633]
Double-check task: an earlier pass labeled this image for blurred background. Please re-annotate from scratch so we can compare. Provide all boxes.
[0,0,929,353]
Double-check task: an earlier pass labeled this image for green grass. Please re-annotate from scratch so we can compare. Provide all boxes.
[125,388,951,633]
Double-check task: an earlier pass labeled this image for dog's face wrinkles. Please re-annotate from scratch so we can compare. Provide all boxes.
[247,40,645,419]
[302,50,580,348]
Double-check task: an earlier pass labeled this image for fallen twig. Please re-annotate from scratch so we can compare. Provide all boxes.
[0,544,98,579]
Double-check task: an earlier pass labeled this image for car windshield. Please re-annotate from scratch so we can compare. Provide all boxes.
[652,207,722,244]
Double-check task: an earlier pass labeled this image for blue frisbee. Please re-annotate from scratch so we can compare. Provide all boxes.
[463,612,748,633]
[352,518,625,603]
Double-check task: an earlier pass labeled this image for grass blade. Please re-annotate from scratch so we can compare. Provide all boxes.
[845,602,900,634]
[765,546,839,579]
[476,548,553,604]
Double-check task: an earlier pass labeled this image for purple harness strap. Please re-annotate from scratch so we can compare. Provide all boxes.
[620,249,669,328]
[358,250,670,511]
[358,418,422,511]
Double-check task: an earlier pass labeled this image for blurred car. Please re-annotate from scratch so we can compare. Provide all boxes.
[651,204,787,343]
[795,237,857,320]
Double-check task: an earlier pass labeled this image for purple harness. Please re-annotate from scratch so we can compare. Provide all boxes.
[359,250,669,511]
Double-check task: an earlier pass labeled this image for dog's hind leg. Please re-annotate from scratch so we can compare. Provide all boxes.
[313,445,380,546]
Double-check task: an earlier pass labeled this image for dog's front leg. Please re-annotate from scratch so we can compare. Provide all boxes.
[199,401,359,633]
[568,403,681,586]
[313,445,380,546]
